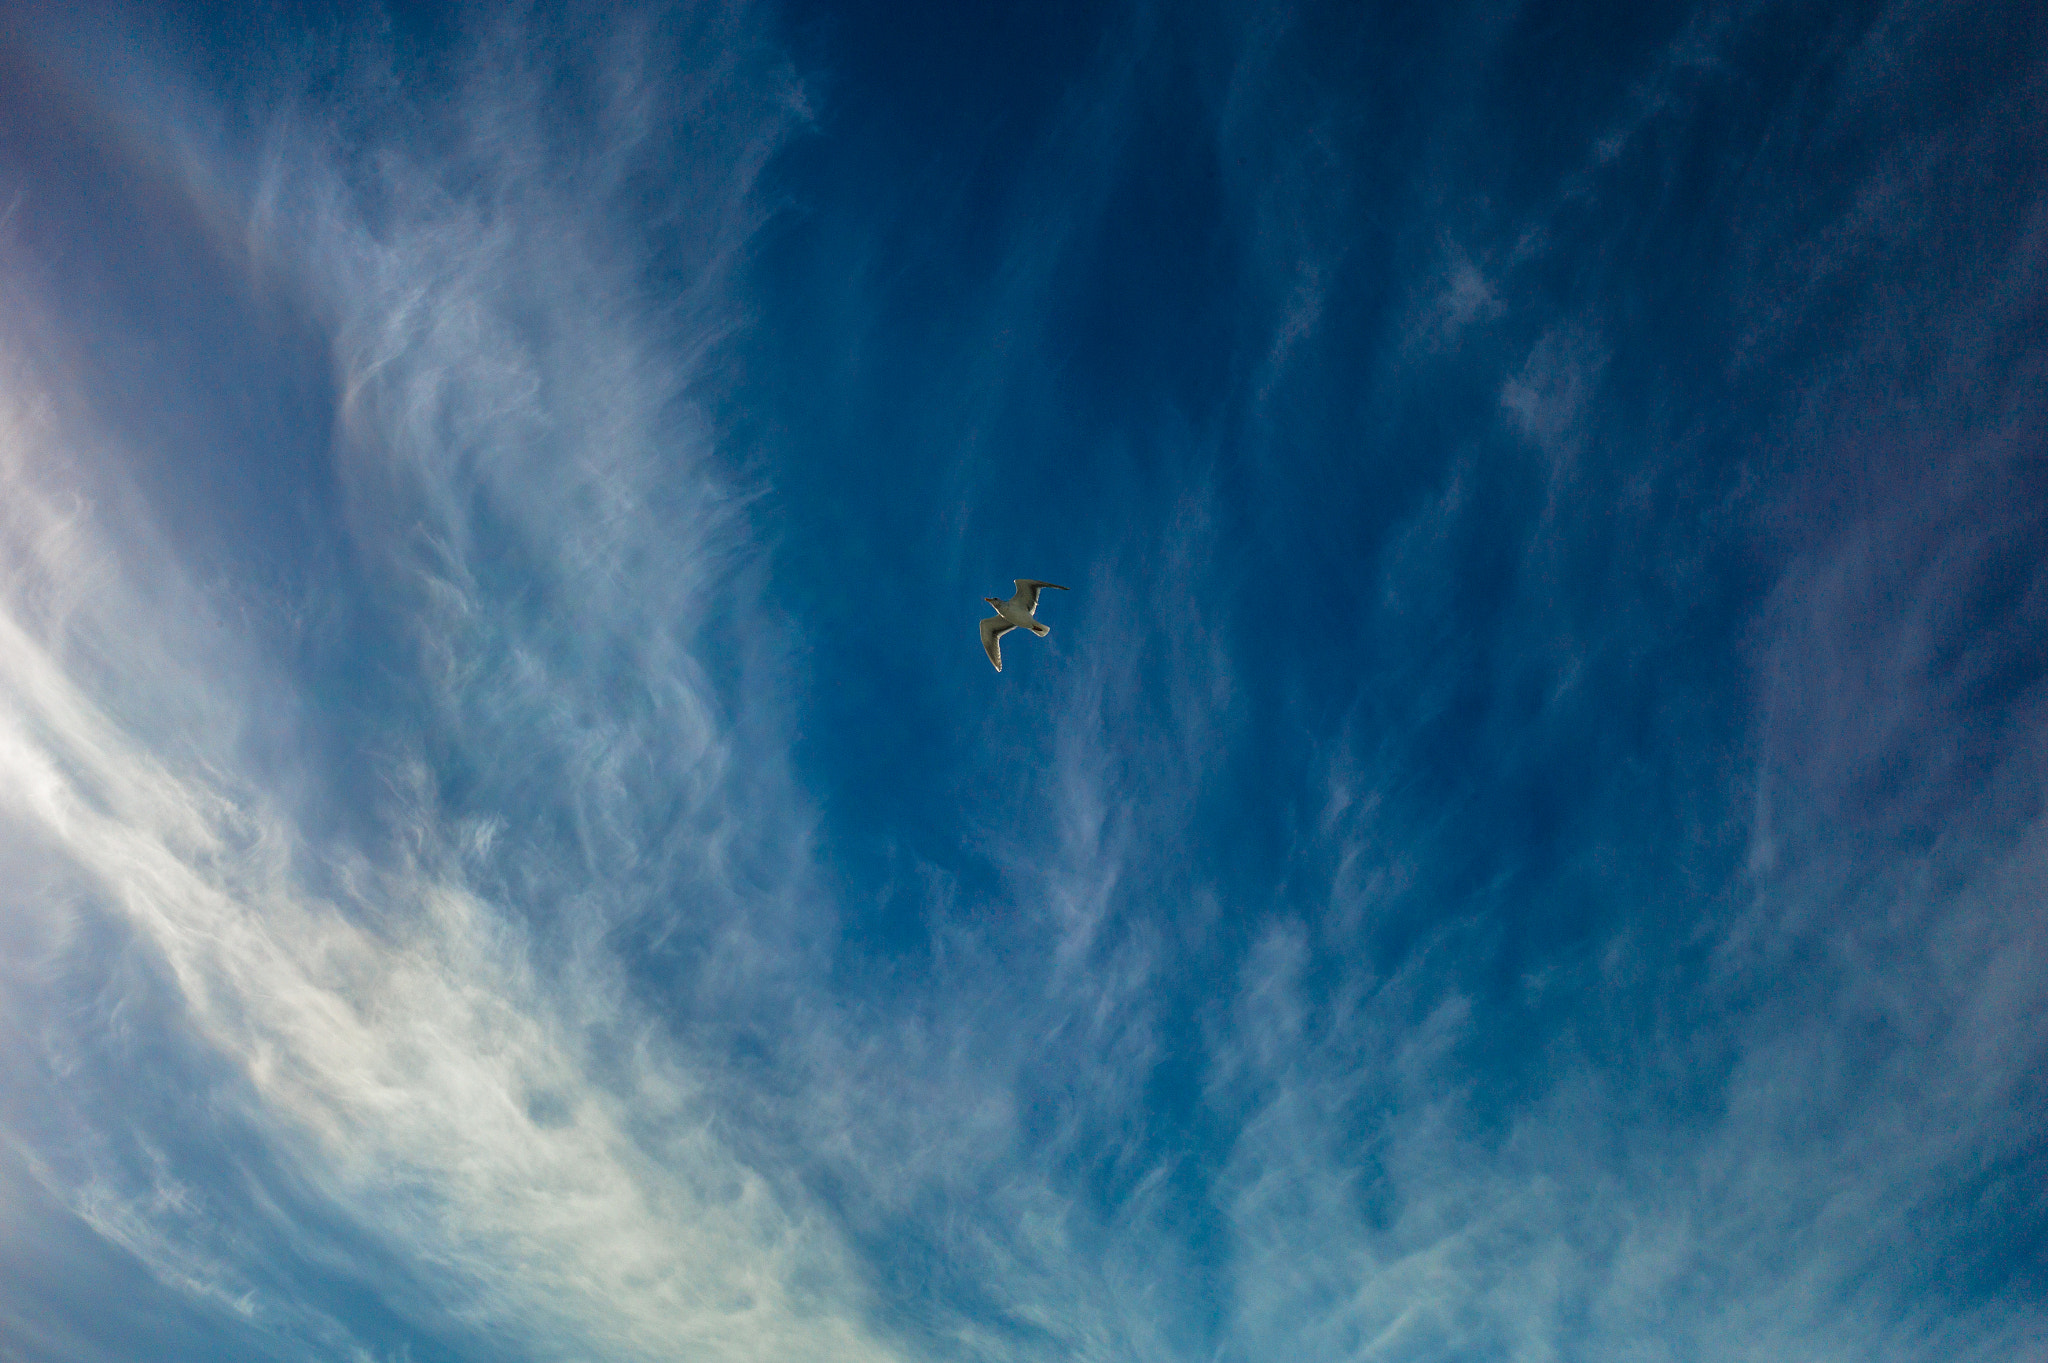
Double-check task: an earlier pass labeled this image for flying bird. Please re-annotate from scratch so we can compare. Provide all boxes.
[980,579,1068,671]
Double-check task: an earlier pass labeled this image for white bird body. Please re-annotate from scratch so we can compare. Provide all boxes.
[980,579,1067,670]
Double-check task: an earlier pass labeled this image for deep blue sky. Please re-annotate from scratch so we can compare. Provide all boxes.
[1,0,2044,1360]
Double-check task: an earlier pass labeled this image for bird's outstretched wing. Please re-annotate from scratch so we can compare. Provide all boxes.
[1012,580,1069,616]
[981,616,1015,671]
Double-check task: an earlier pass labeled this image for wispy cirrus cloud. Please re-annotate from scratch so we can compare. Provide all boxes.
[1182,0,2048,1356]
[1195,427,2047,1358]
[0,7,913,1360]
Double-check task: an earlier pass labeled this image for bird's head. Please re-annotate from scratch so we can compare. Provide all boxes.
[983,597,999,607]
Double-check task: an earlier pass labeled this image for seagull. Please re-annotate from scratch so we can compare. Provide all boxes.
[980,579,1068,671]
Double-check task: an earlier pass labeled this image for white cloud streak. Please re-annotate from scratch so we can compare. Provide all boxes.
[0,9,906,1360]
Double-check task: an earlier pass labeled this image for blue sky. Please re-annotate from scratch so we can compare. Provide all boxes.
[0,0,2043,1359]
